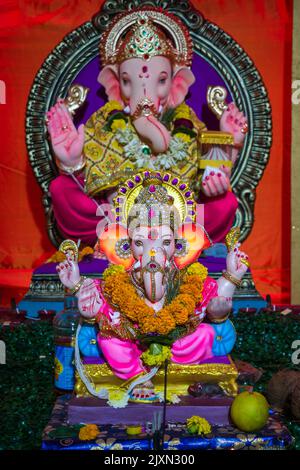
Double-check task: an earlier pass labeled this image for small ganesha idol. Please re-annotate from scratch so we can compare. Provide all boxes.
[57,172,249,408]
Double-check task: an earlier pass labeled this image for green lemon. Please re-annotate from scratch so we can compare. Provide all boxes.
[230,391,269,432]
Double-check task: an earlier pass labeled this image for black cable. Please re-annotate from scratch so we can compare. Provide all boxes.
[159,359,168,450]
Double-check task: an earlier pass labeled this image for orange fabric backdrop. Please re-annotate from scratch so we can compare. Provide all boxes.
[0,0,292,305]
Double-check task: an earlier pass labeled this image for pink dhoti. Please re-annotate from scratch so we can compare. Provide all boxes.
[97,323,215,381]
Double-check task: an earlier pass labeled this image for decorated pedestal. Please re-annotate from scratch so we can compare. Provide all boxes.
[74,356,238,399]
[41,395,293,451]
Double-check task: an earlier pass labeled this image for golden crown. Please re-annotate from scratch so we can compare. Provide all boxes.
[100,8,193,67]
[113,170,196,234]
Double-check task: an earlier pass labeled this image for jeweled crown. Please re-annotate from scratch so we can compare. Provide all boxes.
[117,16,175,63]
[113,170,196,236]
[100,8,193,67]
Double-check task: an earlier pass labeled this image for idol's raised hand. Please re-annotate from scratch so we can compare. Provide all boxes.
[56,255,80,290]
[46,99,85,168]
[220,102,248,148]
[226,242,249,280]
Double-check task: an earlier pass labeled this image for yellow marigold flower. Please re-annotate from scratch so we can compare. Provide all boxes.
[79,424,100,441]
[186,416,212,435]
[175,132,191,143]
[180,283,203,304]
[78,246,94,261]
[46,251,66,263]
[174,103,191,118]
[111,119,127,132]
[101,100,123,119]
[141,345,171,366]
[186,262,208,280]
[101,268,204,335]
[103,264,126,280]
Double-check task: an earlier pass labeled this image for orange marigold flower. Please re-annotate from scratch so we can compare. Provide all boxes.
[100,268,204,335]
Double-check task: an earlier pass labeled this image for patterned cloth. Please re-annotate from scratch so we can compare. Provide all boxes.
[42,395,293,450]
[84,104,206,196]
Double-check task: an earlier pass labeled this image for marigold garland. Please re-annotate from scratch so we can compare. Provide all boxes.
[102,263,207,335]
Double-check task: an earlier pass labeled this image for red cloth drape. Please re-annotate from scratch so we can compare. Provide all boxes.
[0,0,293,304]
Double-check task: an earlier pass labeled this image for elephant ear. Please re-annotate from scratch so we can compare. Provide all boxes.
[174,223,211,270]
[98,223,134,270]
[98,65,124,105]
[167,66,195,108]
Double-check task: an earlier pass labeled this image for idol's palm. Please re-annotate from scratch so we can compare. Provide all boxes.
[46,99,85,167]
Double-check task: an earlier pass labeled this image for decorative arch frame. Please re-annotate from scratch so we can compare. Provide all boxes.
[26,0,272,247]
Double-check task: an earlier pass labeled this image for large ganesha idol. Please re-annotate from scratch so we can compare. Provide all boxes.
[46,7,248,247]
[57,172,248,407]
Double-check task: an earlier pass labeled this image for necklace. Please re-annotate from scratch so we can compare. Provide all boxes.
[114,126,189,171]
[102,269,206,336]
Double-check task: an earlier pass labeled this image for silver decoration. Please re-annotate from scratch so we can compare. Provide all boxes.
[115,237,132,259]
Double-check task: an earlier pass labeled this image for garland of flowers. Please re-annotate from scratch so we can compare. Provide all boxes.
[102,263,208,336]
[115,127,190,171]
[100,101,197,172]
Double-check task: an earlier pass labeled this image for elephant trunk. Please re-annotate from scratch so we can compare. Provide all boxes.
[130,90,170,154]
[141,250,167,303]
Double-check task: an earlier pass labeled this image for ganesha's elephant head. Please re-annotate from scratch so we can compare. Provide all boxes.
[98,172,211,304]
[98,13,195,154]
[98,55,194,115]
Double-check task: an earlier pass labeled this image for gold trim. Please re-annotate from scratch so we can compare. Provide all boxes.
[200,130,234,145]
[75,359,238,398]
[199,160,233,170]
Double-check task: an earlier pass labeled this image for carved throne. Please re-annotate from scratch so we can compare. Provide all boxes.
[23,0,272,319]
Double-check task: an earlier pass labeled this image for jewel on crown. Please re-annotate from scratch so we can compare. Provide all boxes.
[116,15,175,63]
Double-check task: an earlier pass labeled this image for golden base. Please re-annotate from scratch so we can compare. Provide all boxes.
[75,357,238,398]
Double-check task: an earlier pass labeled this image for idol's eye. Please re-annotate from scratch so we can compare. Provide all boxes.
[134,240,143,247]
[158,73,168,85]
[122,78,130,86]
[163,239,171,246]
